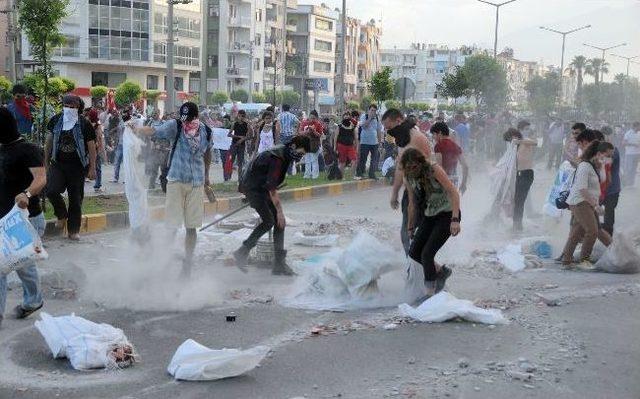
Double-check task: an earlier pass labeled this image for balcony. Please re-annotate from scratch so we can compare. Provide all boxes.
[226,67,249,78]
[228,42,251,54]
[228,17,251,28]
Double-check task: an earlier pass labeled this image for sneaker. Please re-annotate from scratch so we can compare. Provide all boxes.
[68,233,80,241]
[94,187,103,193]
[434,265,452,293]
[575,259,596,271]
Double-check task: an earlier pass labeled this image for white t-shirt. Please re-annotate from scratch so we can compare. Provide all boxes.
[382,157,395,176]
[567,161,600,206]
[624,129,640,155]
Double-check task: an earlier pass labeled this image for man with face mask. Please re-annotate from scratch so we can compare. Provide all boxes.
[6,84,35,135]
[45,95,97,241]
[233,135,311,275]
[133,102,213,277]
[0,108,47,327]
[381,108,432,254]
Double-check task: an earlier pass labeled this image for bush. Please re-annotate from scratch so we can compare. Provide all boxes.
[114,80,143,107]
[90,85,109,99]
[360,95,373,110]
[278,90,300,106]
[252,92,267,103]
[230,89,249,103]
[211,90,229,105]
[0,76,12,93]
[385,100,402,110]
[21,74,42,93]
[60,77,76,93]
[145,89,161,100]
[346,100,360,111]
[45,77,68,98]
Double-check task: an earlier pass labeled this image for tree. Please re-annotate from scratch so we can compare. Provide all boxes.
[145,89,161,104]
[585,58,609,86]
[230,89,249,103]
[60,77,76,93]
[614,73,627,86]
[114,80,142,107]
[90,85,108,99]
[278,90,300,106]
[459,54,508,112]
[44,77,68,98]
[436,66,469,104]
[18,0,69,142]
[346,100,360,110]
[21,74,41,94]
[525,72,561,116]
[252,92,267,103]
[367,66,395,107]
[360,95,373,110]
[210,91,229,105]
[385,100,402,110]
[0,76,12,104]
[570,55,587,106]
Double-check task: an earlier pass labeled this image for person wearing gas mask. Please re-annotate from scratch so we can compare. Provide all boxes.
[132,102,213,277]
[233,135,311,276]
[381,108,432,254]
[45,95,97,241]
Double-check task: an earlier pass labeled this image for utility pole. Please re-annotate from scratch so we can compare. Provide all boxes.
[199,0,208,106]
[539,24,591,77]
[611,54,640,77]
[248,41,254,103]
[166,0,193,114]
[476,0,517,58]
[583,42,627,82]
[337,0,347,113]
[1,0,17,82]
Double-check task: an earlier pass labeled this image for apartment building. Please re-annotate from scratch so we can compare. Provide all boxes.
[336,15,361,101]
[380,43,477,103]
[20,0,203,113]
[497,48,543,107]
[356,19,381,98]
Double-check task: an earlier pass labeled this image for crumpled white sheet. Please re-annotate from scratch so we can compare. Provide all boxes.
[167,339,270,381]
[399,292,508,325]
[123,117,149,230]
[595,232,640,274]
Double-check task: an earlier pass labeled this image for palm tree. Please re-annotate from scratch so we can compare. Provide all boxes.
[614,73,627,86]
[570,55,587,106]
[585,58,610,86]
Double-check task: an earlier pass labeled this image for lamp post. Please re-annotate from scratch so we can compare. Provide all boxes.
[476,0,518,57]
[539,25,591,76]
[167,0,194,114]
[611,54,640,77]
[583,42,627,82]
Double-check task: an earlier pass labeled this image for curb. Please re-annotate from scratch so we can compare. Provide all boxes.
[43,179,387,237]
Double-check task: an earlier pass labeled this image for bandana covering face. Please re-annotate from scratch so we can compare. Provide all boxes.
[14,97,32,120]
[183,119,201,153]
[387,120,415,148]
[62,107,79,130]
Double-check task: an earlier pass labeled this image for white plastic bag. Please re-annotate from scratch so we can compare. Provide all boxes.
[497,244,526,272]
[292,232,339,247]
[595,233,640,274]
[35,312,136,370]
[399,292,508,325]
[123,117,149,230]
[488,143,518,217]
[0,205,48,276]
[543,161,575,218]
[167,339,270,381]
[404,258,427,302]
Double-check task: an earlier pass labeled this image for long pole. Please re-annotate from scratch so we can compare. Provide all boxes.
[248,42,254,103]
[476,0,517,58]
[540,25,591,75]
[166,0,176,114]
[338,0,347,113]
[200,0,208,106]
[611,54,639,77]
[583,42,627,83]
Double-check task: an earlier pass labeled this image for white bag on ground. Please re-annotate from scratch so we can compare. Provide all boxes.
[497,244,526,272]
[35,312,136,370]
[404,258,427,301]
[595,233,640,274]
[0,205,48,276]
[399,292,508,325]
[167,339,269,381]
[292,232,339,247]
[123,117,149,230]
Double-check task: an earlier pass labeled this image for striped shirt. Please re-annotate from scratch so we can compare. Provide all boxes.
[278,111,299,142]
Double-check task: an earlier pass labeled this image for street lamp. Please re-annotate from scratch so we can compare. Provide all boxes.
[166,0,194,114]
[539,25,591,76]
[611,54,640,77]
[583,42,627,82]
[476,0,518,58]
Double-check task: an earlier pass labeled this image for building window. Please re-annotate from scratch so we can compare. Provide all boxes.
[314,39,332,52]
[88,1,150,61]
[256,9,262,22]
[314,61,331,73]
[315,18,333,31]
[164,76,184,91]
[54,35,81,57]
[208,55,218,67]
[254,34,261,46]
[208,4,219,17]
[147,75,159,90]
[154,42,199,66]
[91,72,126,87]
[254,58,260,71]
[254,83,260,92]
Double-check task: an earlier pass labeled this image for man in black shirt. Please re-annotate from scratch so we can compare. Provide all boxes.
[44,95,97,240]
[233,135,310,275]
[0,108,47,327]
[228,110,252,179]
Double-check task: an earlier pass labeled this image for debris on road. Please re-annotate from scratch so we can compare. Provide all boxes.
[35,312,137,370]
[594,232,640,274]
[292,231,339,247]
[167,339,270,381]
[398,292,508,325]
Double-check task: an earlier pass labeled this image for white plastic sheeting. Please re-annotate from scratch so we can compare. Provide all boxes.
[488,143,518,218]
[595,232,640,274]
[167,339,269,381]
[497,244,526,272]
[399,292,508,325]
[35,312,136,370]
[122,117,149,230]
[0,205,48,276]
[543,161,575,218]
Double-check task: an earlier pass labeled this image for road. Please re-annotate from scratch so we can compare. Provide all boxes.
[1,165,639,399]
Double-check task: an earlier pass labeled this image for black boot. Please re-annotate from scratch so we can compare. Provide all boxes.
[233,245,250,269]
[272,250,295,276]
[434,265,452,293]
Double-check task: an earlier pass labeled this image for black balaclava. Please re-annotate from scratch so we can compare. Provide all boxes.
[180,102,199,122]
[285,143,304,162]
[0,107,21,145]
[387,119,416,148]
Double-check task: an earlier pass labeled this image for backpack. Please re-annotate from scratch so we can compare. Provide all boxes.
[160,120,212,193]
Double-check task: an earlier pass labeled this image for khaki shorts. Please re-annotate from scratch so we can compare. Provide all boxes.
[165,182,204,229]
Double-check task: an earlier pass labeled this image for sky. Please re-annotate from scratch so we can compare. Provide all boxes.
[313,0,640,82]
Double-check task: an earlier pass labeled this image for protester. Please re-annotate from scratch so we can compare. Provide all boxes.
[105,108,120,163]
[111,109,125,183]
[381,108,432,254]
[277,104,300,145]
[601,127,621,235]
[560,141,612,270]
[381,149,397,184]
[44,95,97,241]
[564,122,585,167]
[402,148,461,299]
[431,121,469,194]
[453,113,470,152]
[0,108,47,328]
[622,121,640,187]
[255,111,278,154]
[233,135,311,275]
[6,84,34,136]
[300,110,324,179]
[355,104,383,180]
[87,109,107,193]
[228,110,252,180]
[132,102,212,277]
[547,118,565,170]
[144,111,170,189]
[334,114,358,175]
[510,121,537,232]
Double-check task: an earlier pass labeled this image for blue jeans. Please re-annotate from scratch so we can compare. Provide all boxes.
[113,144,123,181]
[94,155,102,189]
[357,144,379,178]
[0,213,45,319]
[304,150,320,179]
